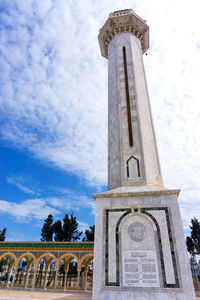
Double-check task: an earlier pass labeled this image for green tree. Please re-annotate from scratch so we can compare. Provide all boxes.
[62,213,82,241]
[41,213,82,242]
[53,220,64,241]
[41,214,54,241]
[0,229,7,275]
[82,225,95,241]
[186,217,200,256]
[0,258,8,273]
[0,228,6,241]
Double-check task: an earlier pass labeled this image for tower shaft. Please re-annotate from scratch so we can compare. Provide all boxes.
[107,31,163,189]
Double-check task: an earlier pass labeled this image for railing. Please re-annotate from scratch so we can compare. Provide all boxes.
[191,264,200,294]
[0,269,93,291]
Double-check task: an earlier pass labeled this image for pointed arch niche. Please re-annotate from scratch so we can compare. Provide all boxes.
[105,207,179,289]
[119,212,161,288]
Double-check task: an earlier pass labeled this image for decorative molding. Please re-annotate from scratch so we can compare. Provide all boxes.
[105,208,131,286]
[142,207,179,288]
[0,242,94,250]
[93,189,180,199]
[104,25,144,57]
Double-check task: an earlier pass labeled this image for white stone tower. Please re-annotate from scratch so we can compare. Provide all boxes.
[99,10,163,191]
[92,9,195,300]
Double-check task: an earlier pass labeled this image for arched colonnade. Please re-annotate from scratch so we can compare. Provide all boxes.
[0,242,94,291]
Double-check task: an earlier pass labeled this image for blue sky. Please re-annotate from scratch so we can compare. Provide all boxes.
[0,146,96,240]
[0,0,200,241]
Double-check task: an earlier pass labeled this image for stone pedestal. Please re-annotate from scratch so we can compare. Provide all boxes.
[92,186,195,299]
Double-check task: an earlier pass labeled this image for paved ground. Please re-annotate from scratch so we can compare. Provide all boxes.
[0,289,92,300]
[0,289,199,300]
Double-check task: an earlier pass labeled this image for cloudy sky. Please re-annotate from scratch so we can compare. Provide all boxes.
[0,0,200,241]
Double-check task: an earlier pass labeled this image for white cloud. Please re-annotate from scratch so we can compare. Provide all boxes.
[0,187,95,223]
[47,193,95,216]
[6,176,36,195]
[6,231,25,242]
[0,0,200,229]
[78,221,89,234]
[0,198,59,222]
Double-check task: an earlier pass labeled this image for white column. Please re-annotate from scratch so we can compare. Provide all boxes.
[6,267,13,288]
[54,270,58,289]
[84,271,88,291]
[31,269,37,289]
[44,270,48,290]
[11,268,17,288]
[77,270,80,290]
[64,270,68,291]
[25,269,30,289]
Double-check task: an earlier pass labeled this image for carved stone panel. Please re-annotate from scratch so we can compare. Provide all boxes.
[120,213,160,288]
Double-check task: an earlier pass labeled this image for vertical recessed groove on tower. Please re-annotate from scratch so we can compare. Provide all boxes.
[123,46,133,147]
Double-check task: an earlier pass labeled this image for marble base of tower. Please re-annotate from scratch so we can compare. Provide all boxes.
[92,186,195,300]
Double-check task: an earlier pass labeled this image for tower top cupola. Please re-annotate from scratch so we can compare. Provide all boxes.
[98,9,149,58]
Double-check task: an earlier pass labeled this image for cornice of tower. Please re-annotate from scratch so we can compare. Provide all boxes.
[93,186,180,199]
[98,9,149,58]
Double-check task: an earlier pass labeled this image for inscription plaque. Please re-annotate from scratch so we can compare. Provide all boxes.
[122,250,160,287]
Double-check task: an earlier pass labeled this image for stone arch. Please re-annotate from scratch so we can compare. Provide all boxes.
[34,254,57,290]
[36,253,58,270]
[61,254,79,291]
[119,210,157,232]
[0,252,16,287]
[58,253,79,271]
[80,253,94,271]
[0,252,16,262]
[115,210,158,245]
[56,256,79,291]
[38,256,48,267]
[16,252,36,269]
[126,155,140,178]
[0,252,16,267]
[79,253,94,291]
